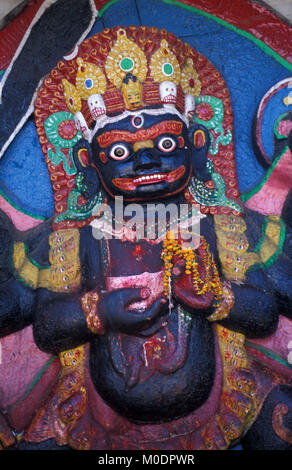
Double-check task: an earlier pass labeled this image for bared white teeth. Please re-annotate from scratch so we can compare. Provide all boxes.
[133,174,165,183]
[113,166,185,191]
[164,95,176,103]
[92,107,105,118]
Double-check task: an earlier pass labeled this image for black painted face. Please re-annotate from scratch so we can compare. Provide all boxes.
[92,113,192,201]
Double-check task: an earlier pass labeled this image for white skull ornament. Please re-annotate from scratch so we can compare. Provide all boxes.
[87,94,106,120]
[184,93,196,121]
[159,81,177,106]
[74,111,91,140]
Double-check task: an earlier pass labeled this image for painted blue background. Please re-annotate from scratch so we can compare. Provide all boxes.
[0,0,291,218]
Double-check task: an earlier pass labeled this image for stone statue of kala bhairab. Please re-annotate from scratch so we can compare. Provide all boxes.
[0,24,291,450]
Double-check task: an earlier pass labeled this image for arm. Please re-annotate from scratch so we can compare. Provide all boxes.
[33,289,94,354]
[263,196,292,319]
[33,287,168,354]
[0,278,36,337]
[172,215,280,338]
[33,227,168,354]
[212,211,286,337]
[173,259,279,339]
[0,209,41,337]
[263,250,292,320]
[218,270,278,337]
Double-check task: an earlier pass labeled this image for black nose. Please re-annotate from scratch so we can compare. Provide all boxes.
[133,148,161,172]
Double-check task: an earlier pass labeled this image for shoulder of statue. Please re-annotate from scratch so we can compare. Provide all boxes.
[18,219,53,269]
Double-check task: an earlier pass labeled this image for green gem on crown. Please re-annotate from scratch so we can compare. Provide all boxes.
[163,63,173,76]
[120,57,134,72]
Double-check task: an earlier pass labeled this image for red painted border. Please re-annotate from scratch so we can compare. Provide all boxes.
[0,0,292,70]
[173,0,292,63]
[95,0,292,62]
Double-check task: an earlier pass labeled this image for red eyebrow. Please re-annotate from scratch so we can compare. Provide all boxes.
[97,121,183,148]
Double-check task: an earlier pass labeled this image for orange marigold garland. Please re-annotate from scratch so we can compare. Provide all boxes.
[161,232,223,306]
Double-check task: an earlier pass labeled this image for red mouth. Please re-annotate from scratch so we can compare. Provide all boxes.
[112,166,186,191]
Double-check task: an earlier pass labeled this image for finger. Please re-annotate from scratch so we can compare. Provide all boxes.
[172,259,186,279]
[143,297,168,321]
[123,297,168,330]
[138,313,170,337]
[172,265,183,279]
[110,287,143,307]
[124,287,148,307]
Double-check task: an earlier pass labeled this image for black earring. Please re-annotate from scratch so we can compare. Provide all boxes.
[188,124,211,182]
[72,139,100,200]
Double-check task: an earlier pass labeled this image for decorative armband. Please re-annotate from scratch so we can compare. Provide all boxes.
[81,291,105,335]
[207,280,235,322]
[11,228,82,293]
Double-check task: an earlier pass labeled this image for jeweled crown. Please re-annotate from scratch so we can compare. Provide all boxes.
[61,27,201,140]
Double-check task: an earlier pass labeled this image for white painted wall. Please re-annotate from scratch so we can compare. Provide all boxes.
[0,0,25,20]
[264,0,292,22]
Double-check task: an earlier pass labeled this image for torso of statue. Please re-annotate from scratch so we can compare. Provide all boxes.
[84,218,216,423]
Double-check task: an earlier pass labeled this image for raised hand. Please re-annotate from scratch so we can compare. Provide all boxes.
[171,258,214,313]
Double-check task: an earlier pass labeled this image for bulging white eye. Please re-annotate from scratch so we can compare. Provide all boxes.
[157,136,176,153]
[109,144,130,160]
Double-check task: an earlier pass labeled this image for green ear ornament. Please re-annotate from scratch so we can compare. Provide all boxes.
[188,159,243,213]
[194,95,232,155]
[54,173,104,223]
[44,111,82,175]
